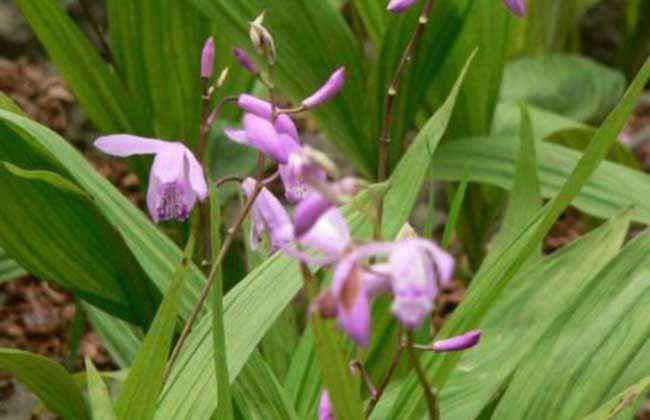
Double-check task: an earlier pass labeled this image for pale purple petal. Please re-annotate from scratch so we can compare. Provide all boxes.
[298,208,351,258]
[391,294,433,329]
[201,37,215,78]
[223,128,250,145]
[242,178,294,251]
[183,148,208,200]
[293,192,334,237]
[232,47,258,74]
[237,94,300,141]
[243,113,292,164]
[387,0,418,13]
[363,263,392,298]
[415,239,455,287]
[503,0,525,16]
[332,259,371,346]
[318,391,333,420]
[146,171,162,223]
[148,146,194,221]
[302,67,345,109]
[94,134,167,157]
[433,330,482,352]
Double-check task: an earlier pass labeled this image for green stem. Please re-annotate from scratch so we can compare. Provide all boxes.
[406,332,439,420]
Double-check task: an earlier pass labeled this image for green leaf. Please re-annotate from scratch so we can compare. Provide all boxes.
[0,348,89,420]
[380,57,650,420]
[500,54,626,124]
[191,0,372,175]
[0,246,26,284]
[439,212,631,420]
[441,176,469,250]
[284,327,322,419]
[0,110,206,320]
[492,230,650,420]
[492,101,588,139]
[85,358,118,420]
[232,352,300,420]
[83,305,141,368]
[107,0,208,144]
[431,135,650,225]
[116,235,195,420]
[352,0,387,45]
[372,0,512,169]
[14,0,143,134]
[0,161,157,327]
[581,376,650,420]
[381,49,476,238]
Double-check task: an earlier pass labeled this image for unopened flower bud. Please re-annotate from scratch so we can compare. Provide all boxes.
[503,0,526,16]
[249,12,276,65]
[233,48,259,75]
[302,67,346,109]
[201,37,215,79]
[387,0,418,13]
[432,330,482,352]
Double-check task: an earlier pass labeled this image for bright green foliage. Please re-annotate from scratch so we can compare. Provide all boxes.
[86,359,118,420]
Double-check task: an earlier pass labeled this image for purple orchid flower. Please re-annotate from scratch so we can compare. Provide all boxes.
[201,37,215,79]
[279,151,327,203]
[387,0,418,13]
[319,391,333,420]
[95,135,207,222]
[236,94,300,140]
[503,0,526,16]
[387,238,455,329]
[232,48,259,75]
[432,330,482,352]
[302,67,346,109]
[242,178,294,251]
[224,113,299,164]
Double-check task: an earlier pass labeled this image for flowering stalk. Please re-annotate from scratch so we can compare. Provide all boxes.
[406,331,440,420]
[377,0,435,182]
[365,330,406,416]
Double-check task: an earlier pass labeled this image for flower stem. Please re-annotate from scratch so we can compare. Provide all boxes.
[405,331,440,420]
[166,166,266,377]
[365,330,406,416]
[376,0,435,182]
[350,360,378,398]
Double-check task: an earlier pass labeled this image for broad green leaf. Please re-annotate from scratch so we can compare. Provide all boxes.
[0,161,156,327]
[86,359,118,420]
[372,0,512,169]
[107,0,208,144]
[233,351,299,420]
[380,57,650,420]
[191,0,372,175]
[431,136,650,225]
[381,50,475,238]
[492,230,650,420]
[0,246,25,284]
[352,0,387,45]
[0,110,206,320]
[14,0,144,134]
[500,54,626,124]
[156,58,471,420]
[440,212,630,420]
[84,305,141,368]
[492,102,588,139]
[0,348,89,420]
[581,376,650,420]
[284,328,322,419]
[116,236,195,420]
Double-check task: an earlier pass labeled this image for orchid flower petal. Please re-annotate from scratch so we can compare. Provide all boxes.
[298,208,351,258]
[183,149,208,200]
[237,94,300,141]
[363,263,393,298]
[503,0,526,16]
[279,151,326,204]
[433,330,482,352]
[243,177,294,251]
[302,67,345,109]
[293,192,334,237]
[318,391,333,420]
[332,260,371,346]
[201,37,215,78]
[243,113,293,164]
[94,134,167,157]
[387,0,418,13]
[224,128,250,145]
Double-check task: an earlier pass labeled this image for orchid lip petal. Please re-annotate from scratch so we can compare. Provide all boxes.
[432,330,482,352]
[94,134,168,157]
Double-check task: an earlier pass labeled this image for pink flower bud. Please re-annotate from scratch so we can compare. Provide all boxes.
[319,391,333,420]
[233,48,259,75]
[201,37,215,79]
[432,330,482,352]
[503,0,526,17]
[387,0,418,13]
[302,67,346,109]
